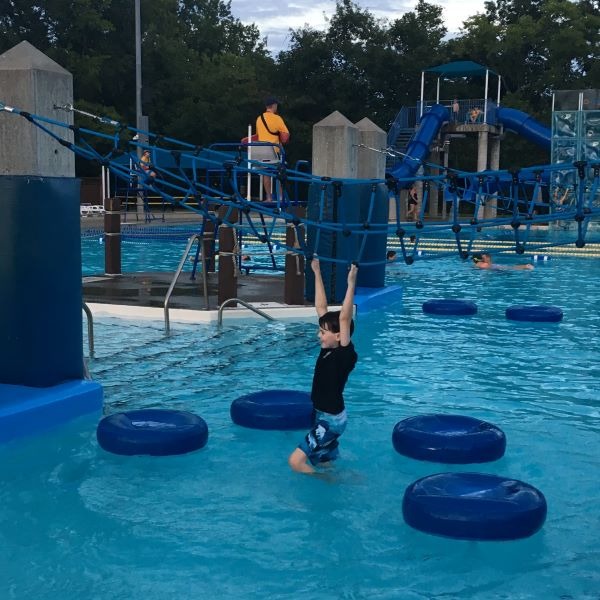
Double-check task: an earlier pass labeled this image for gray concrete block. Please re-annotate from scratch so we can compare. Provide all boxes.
[312,111,358,178]
[0,41,74,177]
[355,117,386,179]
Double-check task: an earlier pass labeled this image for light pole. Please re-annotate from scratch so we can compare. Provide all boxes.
[135,0,142,134]
[134,0,145,220]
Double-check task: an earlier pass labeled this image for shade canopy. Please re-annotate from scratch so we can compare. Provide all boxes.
[425,61,498,78]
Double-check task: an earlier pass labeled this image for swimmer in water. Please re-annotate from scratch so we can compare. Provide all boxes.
[472,253,534,271]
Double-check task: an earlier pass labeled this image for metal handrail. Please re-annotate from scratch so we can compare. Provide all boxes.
[217,298,276,326]
[82,302,95,356]
[164,234,209,334]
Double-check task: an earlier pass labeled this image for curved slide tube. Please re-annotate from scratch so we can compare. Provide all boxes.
[388,104,449,185]
[496,107,551,150]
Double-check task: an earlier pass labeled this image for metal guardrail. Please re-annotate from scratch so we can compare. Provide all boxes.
[164,234,209,334]
[82,302,95,356]
[217,298,276,326]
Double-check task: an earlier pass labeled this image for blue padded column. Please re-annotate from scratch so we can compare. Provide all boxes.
[0,175,83,386]
[305,181,360,303]
[357,182,387,288]
[306,181,387,302]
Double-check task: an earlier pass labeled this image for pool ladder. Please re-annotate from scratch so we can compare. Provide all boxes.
[217,298,275,326]
[164,234,210,334]
[164,233,277,332]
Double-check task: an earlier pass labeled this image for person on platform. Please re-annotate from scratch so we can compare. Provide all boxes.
[255,96,290,202]
[140,149,156,179]
[452,99,460,122]
[407,186,418,221]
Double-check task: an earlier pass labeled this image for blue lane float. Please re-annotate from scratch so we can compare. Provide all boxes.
[97,409,208,456]
[230,389,313,430]
[422,299,477,316]
[506,305,563,322]
[402,472,547,541]
[392,414,506,463]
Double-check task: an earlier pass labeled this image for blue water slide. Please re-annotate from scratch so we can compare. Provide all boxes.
[496,107,551,150]
[388,104,449,185]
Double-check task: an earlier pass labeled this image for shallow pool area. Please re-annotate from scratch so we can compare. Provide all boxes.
[2,253,600,598]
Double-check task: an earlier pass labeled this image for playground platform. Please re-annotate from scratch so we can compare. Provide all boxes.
[83,270,302,313]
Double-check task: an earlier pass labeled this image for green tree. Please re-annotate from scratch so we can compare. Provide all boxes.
[447,0,600,166]
[0,0,275,173]
[274,0,447,162]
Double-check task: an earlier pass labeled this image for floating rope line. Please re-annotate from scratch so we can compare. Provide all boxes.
[2,101,599,266]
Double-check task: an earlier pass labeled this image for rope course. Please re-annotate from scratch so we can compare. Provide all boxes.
[2,101,599,267]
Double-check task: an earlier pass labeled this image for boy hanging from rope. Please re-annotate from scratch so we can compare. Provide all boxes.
[288,256,359,474]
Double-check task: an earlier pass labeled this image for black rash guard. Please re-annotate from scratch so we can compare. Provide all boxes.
[310,342,358,415]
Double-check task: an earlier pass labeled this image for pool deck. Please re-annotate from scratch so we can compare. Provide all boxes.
[83,269,317,325]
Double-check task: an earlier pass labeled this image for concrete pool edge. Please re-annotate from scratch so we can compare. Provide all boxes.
[87,301,323,323]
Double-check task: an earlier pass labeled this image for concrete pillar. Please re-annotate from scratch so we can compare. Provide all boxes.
[485,136,501,219]
[284,206,306,305]
[312,111,358,178]
[355,117,386,179]
[217,206,238,306]
[0,41,74,177]
[426,148,442,218]
[476,130,489,219]
[104,197,122,275]
[203,213,217,272]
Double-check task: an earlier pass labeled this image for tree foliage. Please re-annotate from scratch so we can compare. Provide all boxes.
[0,0,598,172]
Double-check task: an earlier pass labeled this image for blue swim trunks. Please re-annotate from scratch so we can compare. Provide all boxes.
[298,409,347,465]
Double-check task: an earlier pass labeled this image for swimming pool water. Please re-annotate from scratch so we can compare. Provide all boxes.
[82,235,287,276]
[81,225,600,276]
[2,253,599,599]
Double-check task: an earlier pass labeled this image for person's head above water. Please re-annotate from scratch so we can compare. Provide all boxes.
[472,253,491,264]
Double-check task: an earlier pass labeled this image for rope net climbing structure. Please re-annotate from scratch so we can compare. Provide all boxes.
[2,101,599,267]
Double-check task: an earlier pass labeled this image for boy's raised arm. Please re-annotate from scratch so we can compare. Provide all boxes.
[339,264,358,346]
[311,256,328,317]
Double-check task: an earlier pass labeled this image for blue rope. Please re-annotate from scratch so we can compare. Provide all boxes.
[3,101,600,267]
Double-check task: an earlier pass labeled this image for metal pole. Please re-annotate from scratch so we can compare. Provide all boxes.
[246,124,252,201]
[484,70,489,121]
[135,0,144,220]
[135,0,142,131]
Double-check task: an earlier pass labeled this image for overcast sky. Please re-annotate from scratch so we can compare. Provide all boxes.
[230,0,488,55]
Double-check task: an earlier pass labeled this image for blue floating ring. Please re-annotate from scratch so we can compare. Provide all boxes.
[97,409,208,456]
[422,299,477,316]
[230,389,313,430]
[392,414,506,463]
[403,472,547,541]
[506,305,563,322]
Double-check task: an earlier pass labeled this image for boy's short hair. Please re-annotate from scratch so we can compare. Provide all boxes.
[472,253,484,263]
[319,310,355,336]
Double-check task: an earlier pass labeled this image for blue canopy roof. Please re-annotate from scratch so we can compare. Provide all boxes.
[425,61,498,78]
